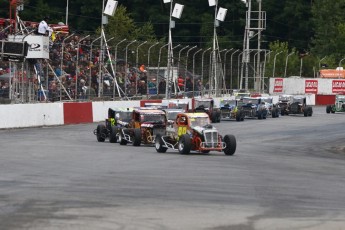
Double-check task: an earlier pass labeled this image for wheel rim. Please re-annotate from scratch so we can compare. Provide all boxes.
[155,139,161,149]
[178,141,184,151]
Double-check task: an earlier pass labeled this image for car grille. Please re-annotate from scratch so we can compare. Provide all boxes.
[203,130,219,147]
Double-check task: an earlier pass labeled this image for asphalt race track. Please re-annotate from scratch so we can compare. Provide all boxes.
[0,106,345,230]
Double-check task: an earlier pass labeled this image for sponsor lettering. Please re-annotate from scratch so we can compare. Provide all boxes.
[332,80,345,93]
[305,80,318,94]
[273,78,283,93]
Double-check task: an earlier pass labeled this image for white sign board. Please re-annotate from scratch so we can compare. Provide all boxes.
[216,7,227,22]
[104,0,118,16]
[163,0,171,3]
[208,0,216,6]
[172,3,184,19]
[8,35,49,59]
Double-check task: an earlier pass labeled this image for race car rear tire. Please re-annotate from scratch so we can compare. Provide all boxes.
[132,128,142,146]
[96,124,106,142]
[109,126,118,143]
[307,106,313,116]
[326,105,331,114]
[304,108,308,117]
[211,111,217,123]
[178,134,191,155]
[240,110,245,121]
[275,108,280,118]
[223,134,236,156]
[236,110,241,121]
[155,134,168,153]
[257,110,263,120]
[216,111,221,123]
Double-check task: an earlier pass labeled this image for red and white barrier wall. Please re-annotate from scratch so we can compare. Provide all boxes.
[269,77,341,105]
[0,101,141,129]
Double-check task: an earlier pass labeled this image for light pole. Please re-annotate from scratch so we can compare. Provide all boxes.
[284,51,294,78]
[184,46,197,94]
[192,48,203,96]
[146,42,159,97]
[89,36,102,98]
[124,40,137,96]
[201,47,211,95]
[75,34,90,100]
[319,56,327,70]
[66,0,69,25]
[167,44,181,97]
[61,33,75,75]
[134,41,147,95]
[262,50,272,92]
[59,33,75,101]
[230,49,239,90]
[112,38,127,99]
[272,51,283,78]
[177,45,189,77]
[237,51,244,89]
[223,48,233,91]
[338,57,345,78]
[156,43,169,95]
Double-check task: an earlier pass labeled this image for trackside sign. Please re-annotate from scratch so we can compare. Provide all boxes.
[305,79,318,94]
[273,78,283,93]
[332,80,345,93]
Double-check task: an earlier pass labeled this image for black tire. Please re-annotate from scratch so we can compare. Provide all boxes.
[132,128,141,146]
[178,134,191,155]
[216,111,221,123]
[326,105,331,114]
[240,110,245,121]
[308,106,313,117]
[281,106,285,116]
[109,126,118,143]
[96,124,106,142]
[257,110,263,120]
[304,108,308,117]
[211,111,217,123]
[223,134,236,156]
[119,129,128,145]
[275,109,280,118]
[155,134,168,153]
[235,110,241,121]
[272,108,276,118]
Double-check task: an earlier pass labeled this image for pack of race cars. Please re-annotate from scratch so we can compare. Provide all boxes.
[93,94,320,156]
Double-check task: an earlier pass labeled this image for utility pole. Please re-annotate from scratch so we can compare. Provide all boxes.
[241,0,266,91]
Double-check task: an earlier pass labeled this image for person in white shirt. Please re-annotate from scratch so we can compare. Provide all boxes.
[37,17,52,36]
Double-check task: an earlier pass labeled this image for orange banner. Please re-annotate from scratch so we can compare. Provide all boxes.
[319,69,345,78]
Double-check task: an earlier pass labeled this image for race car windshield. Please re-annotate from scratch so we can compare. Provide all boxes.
[118,112,132,122]
[196,101,211,107]
[141,114,165,123]
[190,117,210,127]
[166,111,179,120]
[243,98,259,104]
[222,100,236,106]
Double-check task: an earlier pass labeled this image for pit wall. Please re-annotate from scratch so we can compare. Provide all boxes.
[0,94,317,129]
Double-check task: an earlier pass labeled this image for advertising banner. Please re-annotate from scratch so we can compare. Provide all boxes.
[305,79,318,94]
[273,78,283,93]
[332,80,345,93]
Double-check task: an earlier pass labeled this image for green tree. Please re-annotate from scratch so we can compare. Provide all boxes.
[311,0,345,61]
